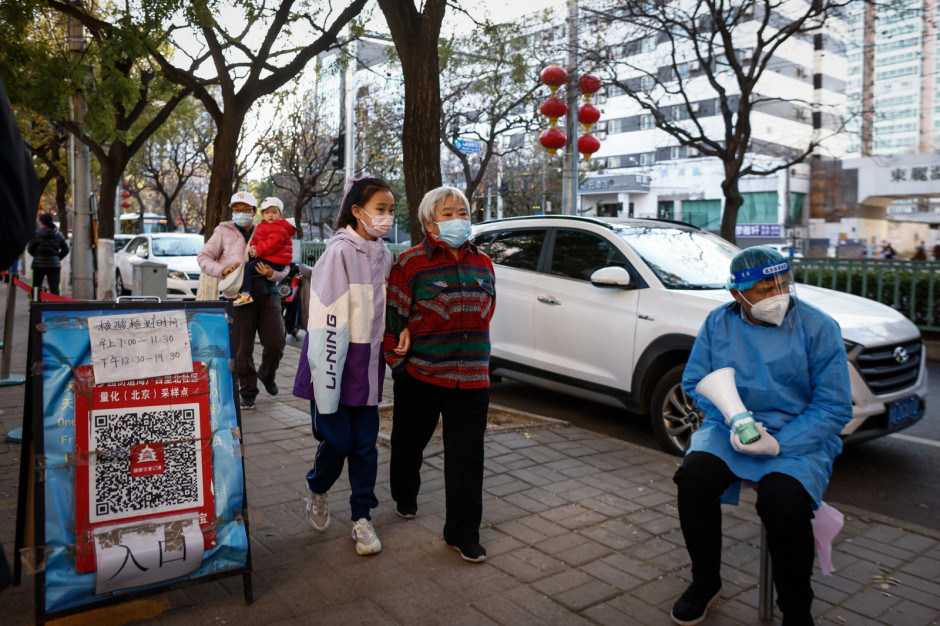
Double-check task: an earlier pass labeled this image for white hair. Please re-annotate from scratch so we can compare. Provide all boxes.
[418,186,470,233]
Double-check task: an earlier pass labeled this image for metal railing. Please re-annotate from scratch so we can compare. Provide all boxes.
[299,242,410,266]
[792,258,940,332]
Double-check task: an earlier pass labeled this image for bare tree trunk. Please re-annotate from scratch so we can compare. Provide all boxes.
[720,177,743,244]
[203,114,245,239]
[55,175,69,233]
[377,0,446,244]
[164,197,178,232]
[292,203,305,239]
[98,161,120,240]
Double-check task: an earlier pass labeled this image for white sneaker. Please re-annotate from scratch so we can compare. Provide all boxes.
[350,518,382,555]
[305,487,329,532]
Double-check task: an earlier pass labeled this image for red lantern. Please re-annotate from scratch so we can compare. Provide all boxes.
[578,134,601,161]
[121,190,131,198]
[121,201,131,208]
[539,128,567,156]
[539,96,568,127]
[540,64,568,95]
[579,73,602,101]
[578,104,601,132]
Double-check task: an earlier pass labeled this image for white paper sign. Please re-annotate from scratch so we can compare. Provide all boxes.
[94,514,204,594]
[88,311,193,384]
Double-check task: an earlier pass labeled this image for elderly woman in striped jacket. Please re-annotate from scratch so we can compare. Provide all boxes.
[383,186,496,564]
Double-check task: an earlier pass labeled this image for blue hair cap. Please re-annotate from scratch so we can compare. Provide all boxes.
[726,246,789,291]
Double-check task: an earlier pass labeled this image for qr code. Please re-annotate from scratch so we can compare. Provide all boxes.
[89,403,204,523]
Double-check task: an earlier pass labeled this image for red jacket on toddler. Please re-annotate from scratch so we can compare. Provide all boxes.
[252,219,295,266]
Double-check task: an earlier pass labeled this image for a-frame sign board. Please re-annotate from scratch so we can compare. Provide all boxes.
[15,301,252,623]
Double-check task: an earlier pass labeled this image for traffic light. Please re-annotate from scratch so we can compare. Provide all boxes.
[331,133,345,169]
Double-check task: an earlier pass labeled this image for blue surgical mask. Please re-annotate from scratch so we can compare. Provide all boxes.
[232,212,254,227]
[435,218,471,248]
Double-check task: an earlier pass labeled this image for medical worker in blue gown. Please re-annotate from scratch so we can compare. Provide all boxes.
[670,246,851,626]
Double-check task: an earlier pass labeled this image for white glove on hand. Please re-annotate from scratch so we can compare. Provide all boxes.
[730,422,780,456]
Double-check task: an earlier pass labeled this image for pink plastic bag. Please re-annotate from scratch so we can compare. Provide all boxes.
[811,502,843,576]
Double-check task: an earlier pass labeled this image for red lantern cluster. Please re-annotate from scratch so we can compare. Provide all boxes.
[538,66,603,161]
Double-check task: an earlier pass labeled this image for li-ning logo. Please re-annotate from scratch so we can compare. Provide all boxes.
[325,314,338,388]
[762,262,788,275]
[893,346,909,363]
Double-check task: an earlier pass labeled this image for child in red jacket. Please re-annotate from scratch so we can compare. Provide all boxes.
[235,196,295,306]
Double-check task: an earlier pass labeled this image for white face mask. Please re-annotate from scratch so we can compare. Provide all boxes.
[232,212,254,227]
[748,293,790,326]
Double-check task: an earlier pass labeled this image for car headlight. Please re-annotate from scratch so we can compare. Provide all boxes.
[167,270,189,281]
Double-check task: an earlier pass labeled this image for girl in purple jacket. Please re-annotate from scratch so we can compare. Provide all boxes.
[293,175,406,555]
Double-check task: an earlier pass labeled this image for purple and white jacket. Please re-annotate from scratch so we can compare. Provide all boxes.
[293,226,392,413]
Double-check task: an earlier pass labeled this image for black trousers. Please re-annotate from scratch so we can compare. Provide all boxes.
[674,451,816,623]
[390,371,488,545]
[232,276,285,399]
[32,267,60,295]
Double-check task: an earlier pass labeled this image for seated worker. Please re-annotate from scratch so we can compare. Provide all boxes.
[672,246,851,626]
[235,196,295,306]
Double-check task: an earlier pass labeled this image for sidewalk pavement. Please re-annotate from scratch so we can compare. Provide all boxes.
[1,285,939,624]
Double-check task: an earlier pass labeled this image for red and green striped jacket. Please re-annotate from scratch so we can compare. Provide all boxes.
[383,234,496,388]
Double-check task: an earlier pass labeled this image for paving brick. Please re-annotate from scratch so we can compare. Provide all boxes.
[530,567,592,596]
[553,578,621,611]
[518,486,569,508]
[580,559,645,591]
[555,537,614,567]
[471,591,546,626]
[516,513,569,538]
[876,598,940,626]
[577,519,636,550]
[603,594,671,624]
[599,551,666,582]
[840,586,903,619]
[488,546,568,583]
[497,518,550,545]
[579,601,637,626]
[899,554,940,580]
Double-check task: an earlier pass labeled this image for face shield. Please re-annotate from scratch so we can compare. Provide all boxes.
[728,259,797,327]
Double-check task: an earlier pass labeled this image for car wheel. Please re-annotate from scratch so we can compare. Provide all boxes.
[115,272,127,295]
[649,363,703,456]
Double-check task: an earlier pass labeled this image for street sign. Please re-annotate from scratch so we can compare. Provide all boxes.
[454,139,481,154]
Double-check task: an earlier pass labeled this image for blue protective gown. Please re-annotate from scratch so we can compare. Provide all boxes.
[682,297,852,508]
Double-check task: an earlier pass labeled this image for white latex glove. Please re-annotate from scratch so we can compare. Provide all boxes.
[730,422,780,456]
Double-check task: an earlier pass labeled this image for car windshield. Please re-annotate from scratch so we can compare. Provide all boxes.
[613,224,739,289]
[151,237,203,257]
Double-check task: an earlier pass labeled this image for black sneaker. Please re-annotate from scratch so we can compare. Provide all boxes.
[396,505,418,519]
[671,582,721,625]
[240,396,256,410]
[448,542,487,563]
[261,379,278,395]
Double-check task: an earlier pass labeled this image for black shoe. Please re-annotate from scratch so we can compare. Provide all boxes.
[240,396,256,410]
[261,379,278,395]
[671,582,721,625]
[396,505,418,519]
[448,542,487,563]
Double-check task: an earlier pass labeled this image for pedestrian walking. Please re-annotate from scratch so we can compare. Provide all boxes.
[197,191,288,410]
[27,212,68,295]
[294,175,399,556]
[383,186,496,563]
[671,246,851,625]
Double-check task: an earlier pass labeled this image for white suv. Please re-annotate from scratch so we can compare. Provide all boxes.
[471,215,927,456]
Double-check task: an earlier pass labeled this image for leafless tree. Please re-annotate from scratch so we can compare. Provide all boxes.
[582,0,853,243]
[440,21,544,207]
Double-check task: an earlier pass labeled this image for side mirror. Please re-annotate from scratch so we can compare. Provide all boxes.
[590,266,632,289]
